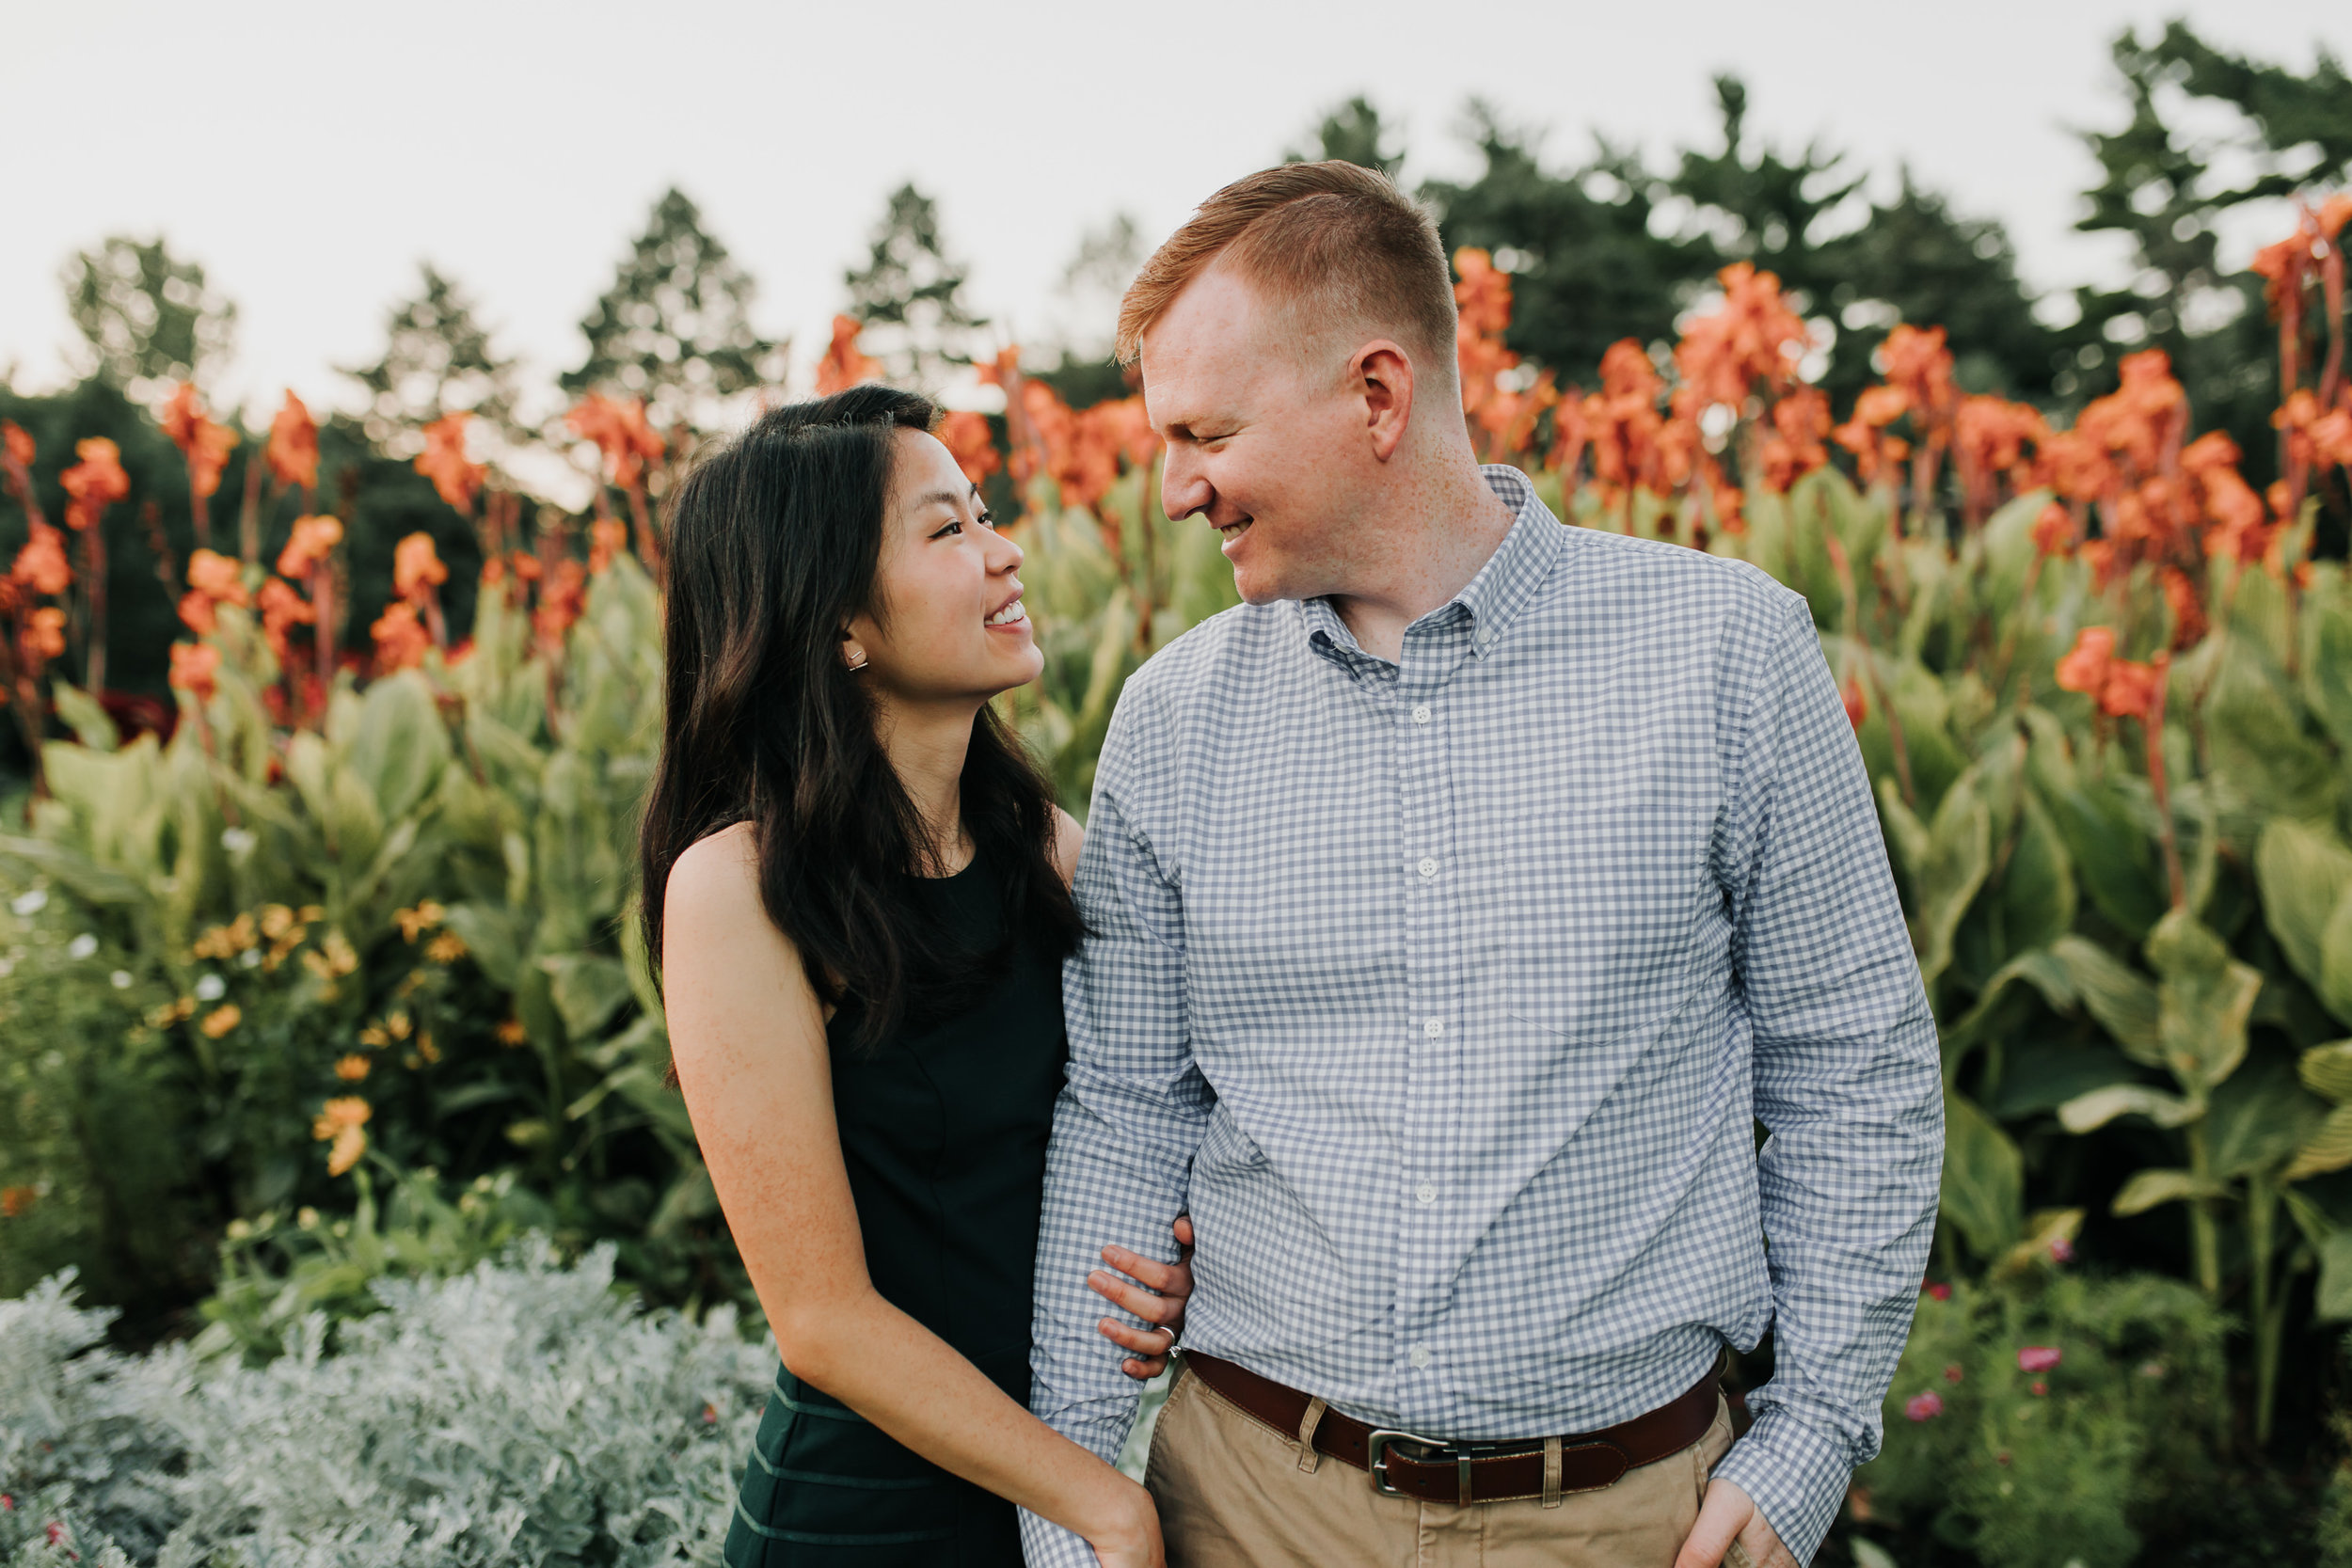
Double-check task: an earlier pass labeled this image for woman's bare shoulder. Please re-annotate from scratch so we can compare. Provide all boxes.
[664,823,770,941]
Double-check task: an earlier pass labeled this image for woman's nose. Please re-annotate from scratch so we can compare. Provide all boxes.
[990,530,1024,572]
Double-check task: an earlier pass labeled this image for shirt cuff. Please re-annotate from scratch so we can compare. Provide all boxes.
[1017,1508,1098,1568]
[1707,1403,1852,1567]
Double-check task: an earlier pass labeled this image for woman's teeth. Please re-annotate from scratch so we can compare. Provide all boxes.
[987,599,1027,627]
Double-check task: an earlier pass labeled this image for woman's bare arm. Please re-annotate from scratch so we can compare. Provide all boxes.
[663,826,1158,1567]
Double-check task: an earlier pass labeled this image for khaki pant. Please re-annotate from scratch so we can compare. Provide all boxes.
[1145,1360,1739,1568]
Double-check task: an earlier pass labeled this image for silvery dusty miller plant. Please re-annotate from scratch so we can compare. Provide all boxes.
[1,1242,776,1567]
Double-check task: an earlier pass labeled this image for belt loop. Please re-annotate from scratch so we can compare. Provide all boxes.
[1541,1436,1564,1509]
[1295,1397,1327,1474]
[1457,1453,1473,1506]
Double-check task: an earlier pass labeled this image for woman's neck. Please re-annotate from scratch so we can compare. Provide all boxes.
[870,694,978,874]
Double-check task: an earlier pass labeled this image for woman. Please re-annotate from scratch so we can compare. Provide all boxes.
[642,387,1189,1568]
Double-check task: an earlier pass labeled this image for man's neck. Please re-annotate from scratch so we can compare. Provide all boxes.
[1327,459,1518,663]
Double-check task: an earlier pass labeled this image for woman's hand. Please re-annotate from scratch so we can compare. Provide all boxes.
[1089,1214,1195,1380]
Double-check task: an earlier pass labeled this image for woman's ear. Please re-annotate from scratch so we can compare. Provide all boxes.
[841,630,869,673]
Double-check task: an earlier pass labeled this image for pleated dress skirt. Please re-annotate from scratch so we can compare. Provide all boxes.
[724,1363,1025,1567]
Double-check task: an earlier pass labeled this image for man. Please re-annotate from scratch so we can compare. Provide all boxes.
[1023,161,1941,1568]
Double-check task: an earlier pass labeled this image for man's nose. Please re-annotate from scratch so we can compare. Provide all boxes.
[1161,446,1208,520]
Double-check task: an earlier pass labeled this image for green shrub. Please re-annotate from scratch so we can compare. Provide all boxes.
[1853,1272,2230,1568]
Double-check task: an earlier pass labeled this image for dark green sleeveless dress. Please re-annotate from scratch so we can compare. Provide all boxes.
[725,845,1068,1567]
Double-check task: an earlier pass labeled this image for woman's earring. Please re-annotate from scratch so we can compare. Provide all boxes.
[845,648,869,673]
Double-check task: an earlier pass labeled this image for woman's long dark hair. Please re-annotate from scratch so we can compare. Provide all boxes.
[639,385,1082,1051]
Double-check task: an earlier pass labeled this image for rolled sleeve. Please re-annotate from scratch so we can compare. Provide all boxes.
[1020,688,1213,1566]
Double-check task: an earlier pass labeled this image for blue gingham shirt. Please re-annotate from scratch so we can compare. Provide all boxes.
[1023,468,1940,1566]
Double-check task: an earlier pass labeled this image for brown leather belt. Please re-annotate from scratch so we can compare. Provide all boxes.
[1180,1350,1724,1507]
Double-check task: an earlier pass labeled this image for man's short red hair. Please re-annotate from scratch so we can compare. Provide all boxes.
[1116,161,1456,387]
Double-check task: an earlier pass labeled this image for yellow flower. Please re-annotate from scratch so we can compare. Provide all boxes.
[358,1024,389,1048]
[417,1032,440,1064]
[321,931,358,976]
[199,1004,242,1038]
[260,904,296,941]
[386,1009,411,1041]
[298,905,325,924]
[149,997,196,1027]
[425,932,468,964]
[311,1096,371,1177]
[496,1018,529,1047]
[393,901,446,942]
[333,1053,371,1081]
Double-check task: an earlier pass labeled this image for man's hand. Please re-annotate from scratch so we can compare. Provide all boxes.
[1675,1478,1795,1568]
[1088,1215,1195,1379]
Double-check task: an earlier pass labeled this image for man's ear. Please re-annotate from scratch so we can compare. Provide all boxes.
[1356,341,1416,462]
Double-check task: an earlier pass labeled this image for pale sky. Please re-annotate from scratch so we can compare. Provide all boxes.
[6,0,2346,435]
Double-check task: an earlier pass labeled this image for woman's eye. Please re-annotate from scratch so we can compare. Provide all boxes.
[930,520,963,539]
[977,510,996,531]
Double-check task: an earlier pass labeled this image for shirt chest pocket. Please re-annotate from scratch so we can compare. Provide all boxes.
[1477,797,1718,1038]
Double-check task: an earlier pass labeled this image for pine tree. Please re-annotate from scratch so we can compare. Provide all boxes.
[843,183,987,391]
[1287,95,1406,179]
[60,235,238,397]
[563,187,782,428]
[342,263,525,450]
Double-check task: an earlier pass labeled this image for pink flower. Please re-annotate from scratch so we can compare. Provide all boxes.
[1904,1391,1945,1421]
[2030,1379,2049,1396]
[45,1522,65,1544]
[2049,1236,2075,1264]
[2018,1346,2062,1373]
[1,1493,13,1510]
[1943,1364,1964,1385]
[1925,1282,1952,1301]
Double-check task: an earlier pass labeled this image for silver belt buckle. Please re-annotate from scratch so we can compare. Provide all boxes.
[1364,1427,1451,1497]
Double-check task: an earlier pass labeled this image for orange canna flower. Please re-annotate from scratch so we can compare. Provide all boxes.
[25,607,67,662]
[255,576,316,660]
[393,532,448,603]
[2159,565,2207,649]
[1840,673,1868,731]
[2030,502,2074,558]
[370,600,431,672]
[169,641,221,702]
[2055,626,2115,697]
[565,393,666,488]
[588,516,629,574]
[935,409,1003,486]
[10,523,72,596]
[2,420,32,470]
[532,558,589,648]
[159,384,239,499]
[59,437,131,531]
[277,514,343,579]
[416,412,486,513]
[186,547,248,607]
[2055,626,2167,721]
[265,391,319,490]
[178,591,218,636]
[816,315,881,396]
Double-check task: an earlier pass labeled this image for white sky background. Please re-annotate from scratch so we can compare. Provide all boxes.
[5,0,2348,434]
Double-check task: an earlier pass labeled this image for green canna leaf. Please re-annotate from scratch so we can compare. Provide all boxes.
[2112,1168,2231,1215]
[2058,1083,2201,1132]
[2145,909,2263,1094]
[2255,816,2352,995]
[1940,1090,2023,1259]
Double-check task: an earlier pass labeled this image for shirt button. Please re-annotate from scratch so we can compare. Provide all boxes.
[1423,1019,1444,1039]
[1415,1181,1438,1205]
[1416,857,1438,879]
[1410,705,1432,725]
[1409,1345,1433,1370]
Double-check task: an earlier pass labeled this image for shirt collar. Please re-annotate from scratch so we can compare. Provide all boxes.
[1299,465,1565,665]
